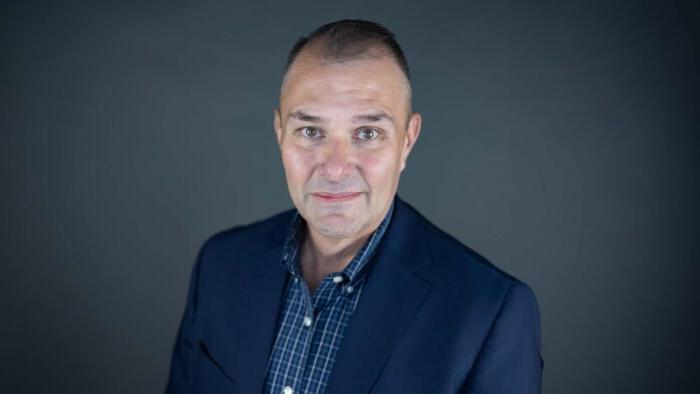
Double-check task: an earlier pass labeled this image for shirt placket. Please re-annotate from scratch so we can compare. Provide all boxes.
[300,275,348,392]
[279,274,314,394]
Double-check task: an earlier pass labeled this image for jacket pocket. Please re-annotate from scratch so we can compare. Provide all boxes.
[195,340,236,393]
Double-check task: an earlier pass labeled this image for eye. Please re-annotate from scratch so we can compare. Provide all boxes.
[356,127,380,141]
[299,126,322,139]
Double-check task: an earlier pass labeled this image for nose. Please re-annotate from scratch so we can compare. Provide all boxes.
[318,137,355,182]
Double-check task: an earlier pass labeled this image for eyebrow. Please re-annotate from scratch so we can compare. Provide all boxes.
[352,113,395,123]
[288,110,324,123]
[287,110,395,124]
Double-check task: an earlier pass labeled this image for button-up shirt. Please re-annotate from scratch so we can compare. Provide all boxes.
[263,201,395,394]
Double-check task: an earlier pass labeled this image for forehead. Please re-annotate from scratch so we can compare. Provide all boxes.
[280,53,410,118]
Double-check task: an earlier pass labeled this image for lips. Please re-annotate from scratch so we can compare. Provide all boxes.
[311,192,362,202]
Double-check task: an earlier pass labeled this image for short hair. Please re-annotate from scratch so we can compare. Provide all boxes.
[283,19,411,82]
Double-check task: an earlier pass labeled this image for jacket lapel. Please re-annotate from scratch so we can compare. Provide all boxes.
[230,197,433,393]
[324,196,433,394]
[233,235,290,393]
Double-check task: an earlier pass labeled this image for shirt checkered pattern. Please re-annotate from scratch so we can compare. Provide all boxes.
[263,201,395,394]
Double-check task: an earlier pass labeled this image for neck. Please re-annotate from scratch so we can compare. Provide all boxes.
[299,224,373,293]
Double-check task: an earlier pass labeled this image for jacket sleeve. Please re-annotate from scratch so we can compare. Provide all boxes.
[165,241,207,394]
[461,283,544,394]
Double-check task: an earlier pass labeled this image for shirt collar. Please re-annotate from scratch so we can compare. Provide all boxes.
[280,198,395,285]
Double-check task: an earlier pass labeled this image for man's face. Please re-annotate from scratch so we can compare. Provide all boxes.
[274,50,421,240]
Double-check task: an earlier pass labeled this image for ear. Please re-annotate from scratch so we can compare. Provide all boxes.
[400,112,422,172]
[274,108,283,146]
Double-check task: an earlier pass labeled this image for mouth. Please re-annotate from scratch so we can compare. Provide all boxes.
[311,192,363,202]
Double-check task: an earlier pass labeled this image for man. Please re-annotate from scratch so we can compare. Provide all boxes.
[166,19,543,394]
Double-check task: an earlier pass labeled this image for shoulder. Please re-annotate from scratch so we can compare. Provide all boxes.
[397,197,533,305]
[195,207,296,267]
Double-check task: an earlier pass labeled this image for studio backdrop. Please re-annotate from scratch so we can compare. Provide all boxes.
[2,1,698,393]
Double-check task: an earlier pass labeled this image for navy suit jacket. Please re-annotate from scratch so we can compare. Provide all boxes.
[166,196,543,393]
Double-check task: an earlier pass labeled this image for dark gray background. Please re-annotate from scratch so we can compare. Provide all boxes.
[2,0,698,393]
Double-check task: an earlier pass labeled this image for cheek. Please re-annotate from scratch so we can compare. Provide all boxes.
[357,149,401,189]
[282,146,317,187]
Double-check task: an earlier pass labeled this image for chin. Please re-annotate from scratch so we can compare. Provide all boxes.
[309,214,365,240]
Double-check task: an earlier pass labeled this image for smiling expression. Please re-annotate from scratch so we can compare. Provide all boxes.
[274,46,421,240]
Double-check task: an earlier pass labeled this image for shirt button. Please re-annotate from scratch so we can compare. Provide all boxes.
[283,386,293,394]
[293,276,299,284]
[332,275,344,284]
[345,285,354,294]
[303,316,313,327]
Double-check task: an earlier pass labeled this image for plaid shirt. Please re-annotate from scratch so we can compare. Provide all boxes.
[263,201,395,394]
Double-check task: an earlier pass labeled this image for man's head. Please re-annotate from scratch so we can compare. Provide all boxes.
[274,20,421,240]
